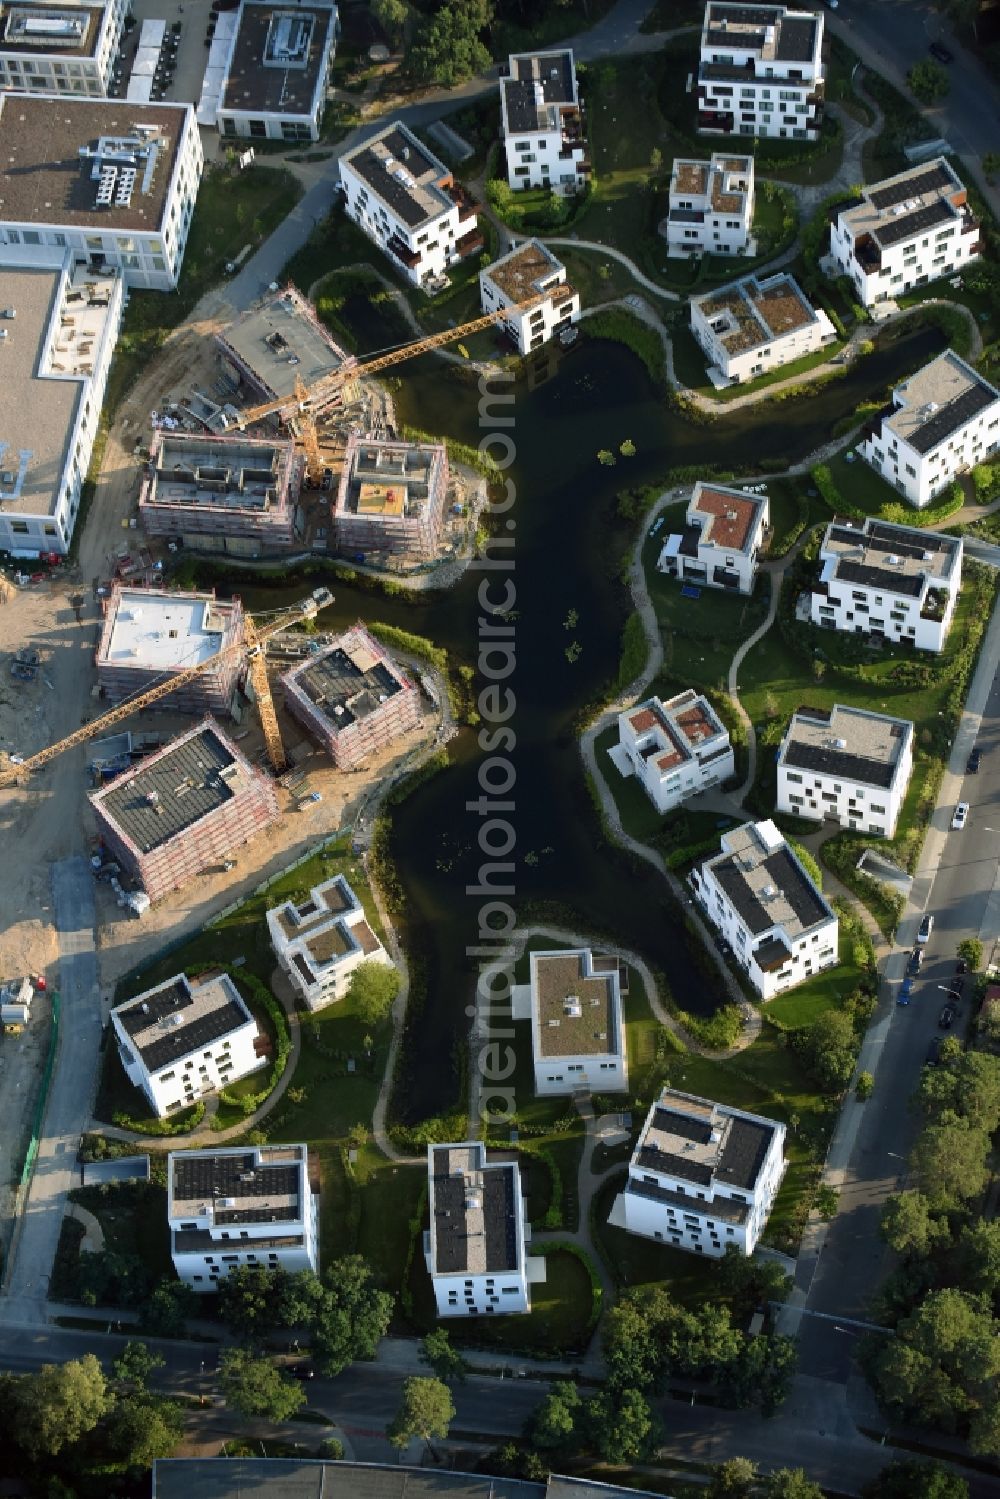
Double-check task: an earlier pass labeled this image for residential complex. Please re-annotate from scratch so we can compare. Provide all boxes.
[90,718,281,903]
[167,1144,319,1290]
[809,517,964,652]
[478,239,580,355]
[0,0,127,96]
[333,435,448,561]
[211,1,338,143]
[512,948,628,1097]
[690,270,834,385]
[776,704,914,837]
[138,432,303,555]
[657,480,769,594]
[111,971,264,1118]
[267,873,392,1012]
[499,48,589,195]
[612,690,734,814]
[338,121,482,289]
[664,154,755,258]
[279,624,420,769]
[830,158,982,307]
[857,350,1000,508]
[95,587,245,717]
[0,96,204,290]
[697,2,825,142]
[617,1086,786,1257]
[425,1141,532,1317]
[216,284,350,411]
[691,819,839,999]
[0,248,122,558]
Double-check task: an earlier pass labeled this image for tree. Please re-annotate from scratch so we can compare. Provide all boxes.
[219,1349,306,1422]
[907,60,950,104]
[218,1264,288,1340]
[420,1328,468,1384]
[101,1394,184,1470]
[709,1458,759,1499]
[531,1380,583,1450]
[486,178,519,219]
[603,1288,674,1393]
[112,1340,164,1389]
[794,1009,858,1092]
[762,1471,824,1499]
[866,1289,1000,1433]
[716,1247,791,1316]
[588,1386,659,1463]
[856,1070,875,1100]
[372,0,408,44]
[312,1255,394,1376]
[346,960,400,1027]
[862,1457,968,1499]
[911,1122,990,1207]
[409,1,492,88]
[880,1191,950,1259]
[915,1051,1000,1131]
[389,1376,455,1456]
[952,1220,1000,1302]
[958,938,983,971]
[12,1356,111,1461]
[723,1332,797,1415]
[143,1279,197,1337]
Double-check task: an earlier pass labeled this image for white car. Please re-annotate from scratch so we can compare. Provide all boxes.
[952,802,969,831]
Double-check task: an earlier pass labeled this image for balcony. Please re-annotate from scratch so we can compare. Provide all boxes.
[446,181,481,217]
[860,401,894,443]
[386,235,420,270]
[920,587,949,624]
[855,233,882,275]
[697,109,734,133]
[455,226,485,259]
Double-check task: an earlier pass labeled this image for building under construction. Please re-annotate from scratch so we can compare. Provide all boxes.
[215,283,351,412]
[138,432,303,555]
[96,587,245,717]
[90,717,281,903]
[279,624,420,770]
[333,435,449,561]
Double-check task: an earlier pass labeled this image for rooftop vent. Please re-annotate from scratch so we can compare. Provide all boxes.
[563,996,582,1018]
[833,736,848,750]
[761,883,777,899]
[886,554,901,566]
[2,308,15,319]
[217,1197,237,1209]
[546,1018,560,1027]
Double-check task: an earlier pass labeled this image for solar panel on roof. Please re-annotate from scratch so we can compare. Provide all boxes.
[868,162,953,211]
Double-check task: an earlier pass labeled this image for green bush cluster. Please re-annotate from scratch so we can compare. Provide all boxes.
[677,1004,744,1050]
[217,970,291,1117]
[529,1241,603,1339]
[112,1102,206,1137]
[521,1144,565,1231]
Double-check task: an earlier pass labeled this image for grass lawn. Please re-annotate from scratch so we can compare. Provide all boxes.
[558,247,645,307]
[69,1181,173,1282]
[823,445,964,526]
[592,1172,733,1303]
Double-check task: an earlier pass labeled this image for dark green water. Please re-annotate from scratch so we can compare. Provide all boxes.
[235,318,947,1125]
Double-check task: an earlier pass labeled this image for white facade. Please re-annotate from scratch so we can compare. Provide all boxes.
[830,158,982,308]
[0,0,127,96]
[479,240,580,355]
[857,350,1000,509]
[215,2,339,144]
[425,1142,531,1318]
[339,120,480,289]
[618,1087,786,1257]
[691,270,835,385]
[500,48,589,195]
[658,480,769,595]
[613,690,734,815]
[697,2,824,142]
[664,154,755,258]
[267,873,393,1012]
[0,96,204,290]
[810,516,964,653]
[776,704,914,838]
[691,819,839,1000]
[511,948,628,1097]
[0,247,123,557]
[168,1143,319,1291]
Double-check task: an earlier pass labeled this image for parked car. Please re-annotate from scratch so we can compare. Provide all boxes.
[952,802,969,830]
[929,40,954,63]
[939,1005,957,1030]
[906,948,924,976]
[956,958,968,976]
[926,1036,942,1065]
[967,748,981,774]
[917,913,935,944]
[288,1362,315,1380]
[898,977,914,1005]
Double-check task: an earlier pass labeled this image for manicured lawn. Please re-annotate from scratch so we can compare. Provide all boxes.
[594,724,667,841]
[592,1172,732,1303]
[766,950,866,1031]
[559,247,649,307]
[823,448,913,518]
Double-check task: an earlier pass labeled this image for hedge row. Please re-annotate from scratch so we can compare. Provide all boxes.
[217,970,292,1117]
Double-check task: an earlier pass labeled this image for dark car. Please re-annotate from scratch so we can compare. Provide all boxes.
[929,40,954,63]
[906,948,924,977]
[898,977,914,1005]
[287,1362,315,1380]
[956,958,968,976]
[967,748,981,774]
[939,1005,957,1030]
[926,1036,942,1065]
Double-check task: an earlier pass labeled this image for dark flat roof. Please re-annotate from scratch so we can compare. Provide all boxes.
[284,635,404,732]
[874,197,954,250]
[151,1460,548,1499]
[869,161,954,211]
[221,3,336,119]
[718,1114,774,1188]
[774,14,816,62]
[714,845,829,936]
[512,50,574,102]
[115,975,249,1073]
[95,724,237,854]
[783,739,897,788]
[908,378,998,455]
[834,558,925,597]
[172,1150,301,1224]
[345,124,447,230]
[430,1148,518,1275]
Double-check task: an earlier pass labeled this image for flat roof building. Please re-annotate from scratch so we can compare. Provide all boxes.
[214,1,338,143]
[267,872,393,1012]
[511,948,628,1097]
[333,434,449,562]
[698,3,824,142]
[280,623,420,770]
[167,1143,318,1290]
[425,1141,532,1317]
[500,48,589,196]
[691,269,835,385]
[216,283,350,410]
[138,431,303,555]
[0,248,123,557]
[111,971,265,1118]
[0,95,204,289]
[776,703,914,838]
[96,587,245,718]
[0,0,127,96]
[664,154,755,259]
[657,480,769,595]
[479,239,580,356]
[612,689,735,814]
[90,717,281,903]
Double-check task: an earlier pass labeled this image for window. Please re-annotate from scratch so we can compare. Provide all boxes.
[160,1070,176,1081]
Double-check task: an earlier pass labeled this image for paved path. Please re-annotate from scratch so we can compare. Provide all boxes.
[65,1203,104,1254]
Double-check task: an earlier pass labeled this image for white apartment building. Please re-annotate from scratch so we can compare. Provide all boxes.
[697,2,825,142]
[111,971,265,1118]
[212,2,339,144]
[0,247,122,557]
[266,873,392,1013]
[691,270,835,385]
[809,517,963,653]
[510,948,628,1097]
[0,0,127,96]
[500,48,589,195]
[479,240,580,355]
[167,1144,319,1291]
[857,350,1000,509]
[339,121,481,289]
[0,96,204,290]
[424,1142,534,1317]
[691,819,839,1000]
[616,1087,786,1257]
[611,690,734,815]
[776,704,914,838]
[830,158,982,308]
[657,480,769,595]
[664,154,755,258]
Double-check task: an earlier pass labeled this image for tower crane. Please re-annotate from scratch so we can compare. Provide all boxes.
[0,587,333,791]
[236,293,542,481]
